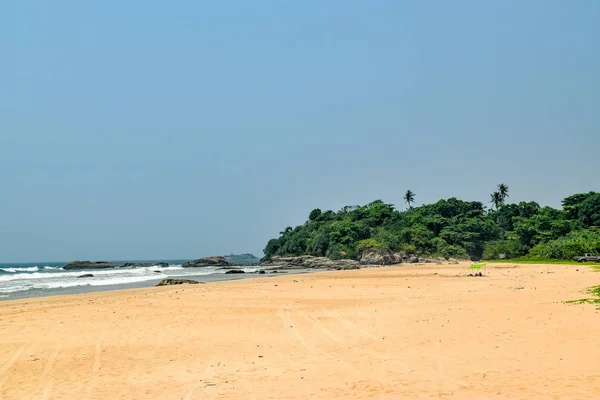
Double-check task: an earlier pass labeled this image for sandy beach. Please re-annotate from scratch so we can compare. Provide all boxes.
[1,262,599,399]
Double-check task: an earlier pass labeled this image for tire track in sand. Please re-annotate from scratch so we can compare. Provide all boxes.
[294,310,391,397]
[279,308,316,397]
[0,343,29,400]
[39,343,62,400]
[183,358,215,400]
[279,308,312,352]
[326,311,379,340]
[85,330,106,400]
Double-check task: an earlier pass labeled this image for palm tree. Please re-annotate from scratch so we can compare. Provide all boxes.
[280,226,293,236]
[490,191,503,210]
[497,183,509,202]
[404,190,415,210]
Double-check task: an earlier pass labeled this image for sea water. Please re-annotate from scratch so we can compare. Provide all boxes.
[0,260,274,301]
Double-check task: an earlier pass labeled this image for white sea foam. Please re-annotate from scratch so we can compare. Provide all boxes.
[0,265,186,282]
[0,264,265,296]
[0,266,40,273]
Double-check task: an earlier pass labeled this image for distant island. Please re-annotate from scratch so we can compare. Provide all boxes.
[224,253,260,264]
[262,186,600,262]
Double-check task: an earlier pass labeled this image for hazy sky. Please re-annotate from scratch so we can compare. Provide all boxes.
[1,1,599,262]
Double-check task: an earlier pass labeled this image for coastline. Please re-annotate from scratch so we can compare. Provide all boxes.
[1,262,599,399]
[0,267,311,302]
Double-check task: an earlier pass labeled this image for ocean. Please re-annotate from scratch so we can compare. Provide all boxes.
[0,259,275,301]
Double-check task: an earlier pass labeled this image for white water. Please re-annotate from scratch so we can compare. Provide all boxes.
[0,264,266,296]
[0,266,40,273]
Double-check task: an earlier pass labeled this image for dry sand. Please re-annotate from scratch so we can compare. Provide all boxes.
[1,262,599,399]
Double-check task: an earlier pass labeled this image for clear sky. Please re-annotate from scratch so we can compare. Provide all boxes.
[1,1,599,263]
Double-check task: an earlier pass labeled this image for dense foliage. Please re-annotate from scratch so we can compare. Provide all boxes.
[263,189,600,261]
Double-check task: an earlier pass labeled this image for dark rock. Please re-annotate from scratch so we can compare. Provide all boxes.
[183,256,231,268]
[122,262,169,268]
[154,271,162,273]
[260,255,359,270]
[156,279,201,286]
[77,274,94,278]
[225,270,245,274]
[65,261,172,270]
[63,261,116,270]
[359,251,409,265]
[335,266,361,270]
[258,270,266,274]
[259,256,273,265]
[360,251,385,265]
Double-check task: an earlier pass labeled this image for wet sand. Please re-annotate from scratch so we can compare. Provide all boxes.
[1,262,599,399]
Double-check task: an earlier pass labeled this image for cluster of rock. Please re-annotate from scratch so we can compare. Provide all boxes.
[64,253,461,273]
[182,256,230,268]
[259,255,360,270]
[63,257,231,270]
[63,261,169,270]
[358,251,453,265]
[259,253,461,270]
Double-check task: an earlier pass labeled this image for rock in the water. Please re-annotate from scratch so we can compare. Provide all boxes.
[63,261,116,270]
[225,269,245,274]
[77,274,94,278]
[156,279,201,286]
[258,270,266,274]
[183,256,231,268]
[64,261,171,270]
[122,262,169,268]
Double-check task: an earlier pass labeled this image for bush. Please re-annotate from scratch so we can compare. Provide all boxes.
[355,239,385,254]
[526,229,600,260]
[327,244,356,260]
[482,240,525,260]
[433,238,470,259]
[398,243,417,254]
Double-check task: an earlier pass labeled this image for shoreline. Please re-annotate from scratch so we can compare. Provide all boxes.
[0,266,318,302]
[1,262,599,399]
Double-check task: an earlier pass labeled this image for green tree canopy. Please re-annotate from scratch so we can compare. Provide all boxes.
[263,190,593,261]
[578,193,600,228]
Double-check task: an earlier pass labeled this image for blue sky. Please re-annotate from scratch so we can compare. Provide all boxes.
[1,1,599,262]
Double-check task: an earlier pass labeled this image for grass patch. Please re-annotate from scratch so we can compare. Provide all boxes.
[487,258,600,267]
[565,285,600,308]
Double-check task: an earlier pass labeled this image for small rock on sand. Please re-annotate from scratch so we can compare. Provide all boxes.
[156,279,202,286]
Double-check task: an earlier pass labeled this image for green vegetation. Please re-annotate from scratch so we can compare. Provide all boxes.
[566,285,600,308]
[264,186,600,262]
[491,259,600,266]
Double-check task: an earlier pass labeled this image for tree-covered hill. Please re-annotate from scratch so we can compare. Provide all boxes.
[263,188,600,261]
